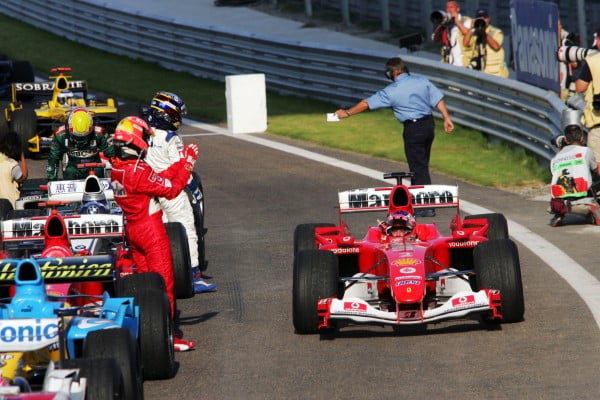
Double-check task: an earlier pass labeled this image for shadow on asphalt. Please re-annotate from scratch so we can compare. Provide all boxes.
[178,311,219,326]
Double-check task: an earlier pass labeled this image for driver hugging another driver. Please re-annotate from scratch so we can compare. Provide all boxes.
[549,108,600,227]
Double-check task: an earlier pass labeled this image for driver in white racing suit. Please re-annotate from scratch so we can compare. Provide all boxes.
[145,91,216,293]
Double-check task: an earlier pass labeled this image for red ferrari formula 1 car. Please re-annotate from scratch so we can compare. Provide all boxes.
[293,172,524,334]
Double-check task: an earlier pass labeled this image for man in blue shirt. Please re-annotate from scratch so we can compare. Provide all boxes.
[334,57,454,215]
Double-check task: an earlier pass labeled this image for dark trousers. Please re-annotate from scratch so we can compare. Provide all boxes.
[402,115,435,185]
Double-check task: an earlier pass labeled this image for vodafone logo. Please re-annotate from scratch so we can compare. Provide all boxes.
[399,267,416,274]
[343,302,367,312]
[451,295,475,307]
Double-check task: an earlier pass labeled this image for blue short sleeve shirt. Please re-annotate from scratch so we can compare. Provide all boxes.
[366,74,444,123]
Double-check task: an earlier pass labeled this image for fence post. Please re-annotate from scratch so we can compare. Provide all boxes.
[341,0,351,27]
[380,0,390,32]
[304,0,312,18]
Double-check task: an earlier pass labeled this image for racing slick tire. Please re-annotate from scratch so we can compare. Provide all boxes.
[10,108,37,158]
[115,273,175,379]
[134,288,176,380]
[165,221,194,299]
[464,213,509,240]
[473,239,524,323]
[293,249,340,334]
[0,198,13,220]
[83,328,143,400]
[11,61,35,83]
[62,358,124,400]
[188,171,207,271]
[116,271,166,294]
[293,223,335,256]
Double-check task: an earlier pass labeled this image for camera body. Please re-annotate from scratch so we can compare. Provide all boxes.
[467,56,481,70]
[557,46,599,63]
[472,18,487,42]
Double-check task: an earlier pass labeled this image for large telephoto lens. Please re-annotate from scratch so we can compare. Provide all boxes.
[557,46,599,63]
[430,10,447,25]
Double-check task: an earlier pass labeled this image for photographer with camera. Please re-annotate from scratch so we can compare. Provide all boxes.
[549,108,600,227]
[431,1,472,67]
[558,20,580,101]
[462,8,508,78]
[575,28,600,169]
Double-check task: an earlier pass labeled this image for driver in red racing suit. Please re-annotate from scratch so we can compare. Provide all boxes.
[110,116,198,352]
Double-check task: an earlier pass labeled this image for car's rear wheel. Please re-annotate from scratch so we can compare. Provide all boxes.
[474,239,524,323]
[165,221,193,299]
[11,61,35,83]
[464,213,509,240]
[10,108,37,158]
[116,275,175,380]
[293,249,339,334]
[61,358,124,400]
[83,328,143,400]
[293,223,335,256]
[189,171,207,271]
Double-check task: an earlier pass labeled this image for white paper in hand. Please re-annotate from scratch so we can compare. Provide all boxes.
[327,113,340,122]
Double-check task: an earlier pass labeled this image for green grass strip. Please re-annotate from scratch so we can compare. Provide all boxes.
[0,13,550,188]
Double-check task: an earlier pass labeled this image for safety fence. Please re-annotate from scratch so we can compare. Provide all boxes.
[2,0,566,161]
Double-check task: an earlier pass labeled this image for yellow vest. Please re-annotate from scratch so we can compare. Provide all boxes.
[583,52,600,128]
[483,25,508,78]
[465,24,508,77]
[0,153,19,208]
[459,16,473,67]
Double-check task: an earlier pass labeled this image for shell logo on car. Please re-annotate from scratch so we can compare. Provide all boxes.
[392,258,421,266]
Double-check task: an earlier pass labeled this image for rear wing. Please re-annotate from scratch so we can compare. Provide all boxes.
[47,178,114,202]
[338,185,459,213]
[12,80,87,101]
[0,255,114,284]
[1,213,124,242]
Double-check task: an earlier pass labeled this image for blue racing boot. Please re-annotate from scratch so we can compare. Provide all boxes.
[192,267,216,293]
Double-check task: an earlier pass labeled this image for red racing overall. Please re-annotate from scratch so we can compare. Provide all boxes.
[111,157,190,315]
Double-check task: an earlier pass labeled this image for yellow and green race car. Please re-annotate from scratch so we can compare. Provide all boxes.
[2,67,140,157]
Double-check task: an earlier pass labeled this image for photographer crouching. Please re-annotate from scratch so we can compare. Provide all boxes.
[574,28,600,171]
[462,8,508,78]
[431,1,473,67]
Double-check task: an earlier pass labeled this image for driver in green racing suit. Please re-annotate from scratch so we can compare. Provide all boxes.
[46,107,114,181]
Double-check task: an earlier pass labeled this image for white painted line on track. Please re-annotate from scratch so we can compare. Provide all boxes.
[183,119,600,329]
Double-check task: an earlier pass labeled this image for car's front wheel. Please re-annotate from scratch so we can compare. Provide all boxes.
[464,213,509,240]
[83,328,143,400]
[293,249,340,334]
[293,223,335,256]
[61,358,124,400]
[474,239,524,323]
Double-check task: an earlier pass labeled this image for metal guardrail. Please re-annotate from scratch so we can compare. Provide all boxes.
[2,0,565,161]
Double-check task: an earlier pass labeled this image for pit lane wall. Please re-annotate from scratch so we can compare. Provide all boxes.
[2,0,565,162]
